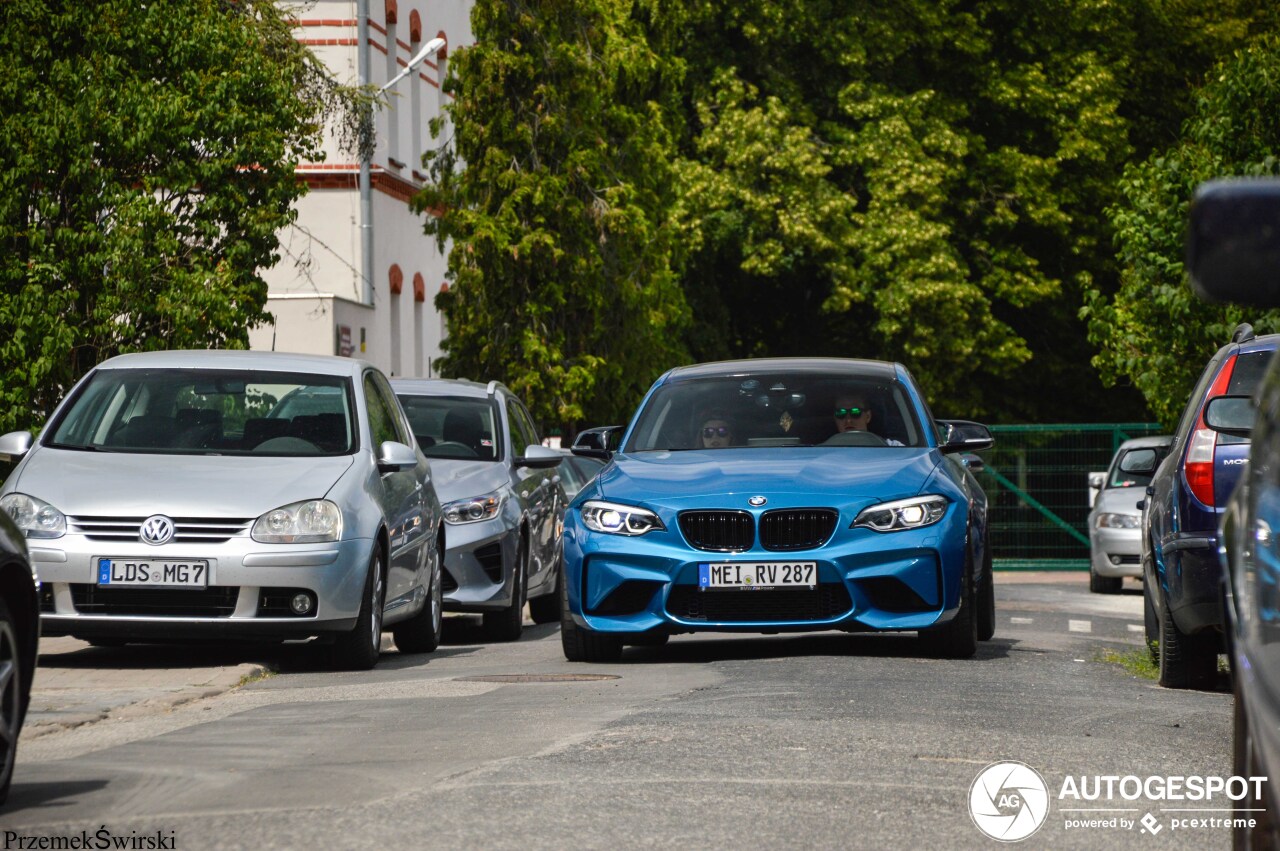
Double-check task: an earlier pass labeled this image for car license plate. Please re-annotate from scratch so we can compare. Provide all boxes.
[698,561,817,590]
[97,558,209,588]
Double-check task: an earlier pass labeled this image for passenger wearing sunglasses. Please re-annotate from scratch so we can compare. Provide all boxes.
[833,394,903,445]
[698,415,734,449]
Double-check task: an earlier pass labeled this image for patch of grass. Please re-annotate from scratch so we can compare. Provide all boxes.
[237,666,276,687]
[1095,646,1158,680]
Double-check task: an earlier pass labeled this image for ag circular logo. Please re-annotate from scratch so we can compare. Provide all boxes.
[969,761,1050,842]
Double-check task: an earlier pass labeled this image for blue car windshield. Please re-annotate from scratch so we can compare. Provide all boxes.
[624,371,926,451]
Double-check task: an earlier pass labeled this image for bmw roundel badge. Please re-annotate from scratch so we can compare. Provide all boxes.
[748,496,767,507]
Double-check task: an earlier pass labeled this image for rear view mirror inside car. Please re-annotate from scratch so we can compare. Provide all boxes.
[1118,448,1159,474]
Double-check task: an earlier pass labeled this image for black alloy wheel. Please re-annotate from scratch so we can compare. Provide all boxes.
[919,557,978,659]
[0,598,24,806]
[393,539,444,654]
[528,556,563,625]
[560,567,622,663]
[1157,585,1219,689]
[332,547,385,671]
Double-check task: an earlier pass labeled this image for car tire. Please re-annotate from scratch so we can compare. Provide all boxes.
[392,546,443,654]
[977,547,996,642]
[1144,583,1160,666]
[528,559,562,625]
[919,559,978,659]
[484,539,526,642]
[1234,678,1278,849]
[1089,568,1123,594]
[1157,585,1218,689]
[0,597,26,807]
[331,547,385,671]
[560,568,622,663]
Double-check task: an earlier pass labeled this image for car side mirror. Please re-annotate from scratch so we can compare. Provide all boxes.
[1088,471,1105,507]
[377,440,418,473]
[571,425,624,460]
[1189,179,1280,306]
[516,444,562,469]
[0,431,33,461]
[1204,394,1255,438]
[938,420,995,454]
[1136,499,1146,511]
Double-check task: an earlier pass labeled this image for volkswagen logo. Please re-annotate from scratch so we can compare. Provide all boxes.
[139,515,175,545]
[748,496,767,507]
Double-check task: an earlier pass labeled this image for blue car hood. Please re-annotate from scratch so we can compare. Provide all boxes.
[590,448,941,510]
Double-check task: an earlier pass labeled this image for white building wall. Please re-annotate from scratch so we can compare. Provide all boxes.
[253,0,473,378]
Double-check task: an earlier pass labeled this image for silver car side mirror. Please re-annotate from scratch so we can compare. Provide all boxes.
[516,444,562,469]
[0,431,33,461]
[377,440,418,473]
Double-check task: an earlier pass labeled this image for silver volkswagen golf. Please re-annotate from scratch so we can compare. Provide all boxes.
[0,351,444,670]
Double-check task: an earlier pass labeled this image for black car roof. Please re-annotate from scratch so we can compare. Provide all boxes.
[663,358,900,382]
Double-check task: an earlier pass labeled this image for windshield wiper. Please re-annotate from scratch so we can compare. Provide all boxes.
[45,442,107,452]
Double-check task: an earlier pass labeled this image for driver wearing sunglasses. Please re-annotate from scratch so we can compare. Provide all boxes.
[698,415,734,449]
[834,394,903,445]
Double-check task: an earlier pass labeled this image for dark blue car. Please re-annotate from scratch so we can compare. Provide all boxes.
[1142,325,1277,688]
[562,358,994,662]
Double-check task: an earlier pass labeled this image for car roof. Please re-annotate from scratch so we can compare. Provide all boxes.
[1115,435,1174,451]
[94,350,370,377]
[1236,333,1280,355]
[663,357,900,382]
[390,377,506,400]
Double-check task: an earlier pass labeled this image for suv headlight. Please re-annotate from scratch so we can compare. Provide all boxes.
[1095,512,1140,529]
[443,492,504,525]
[581,500,665,536]
[252,499,342,543]
[1,493,66,539]
[853,495,948,533]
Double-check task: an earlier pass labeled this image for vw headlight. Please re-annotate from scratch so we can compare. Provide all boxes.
[1095,512,1140,529]
[853,495,948,533]
[1,493,66,539]
[581,500,664,536]
[252,499,342,543]
[443,492,504,525]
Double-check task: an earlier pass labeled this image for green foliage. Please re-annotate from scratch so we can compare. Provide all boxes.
[0,0,361,435]
[419,0,691,427]
[1086,37,1280,427]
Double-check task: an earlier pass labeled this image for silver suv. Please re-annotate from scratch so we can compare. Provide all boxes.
[392,379,563,641]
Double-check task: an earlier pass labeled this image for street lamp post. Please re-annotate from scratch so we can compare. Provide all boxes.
[357,5,445,306]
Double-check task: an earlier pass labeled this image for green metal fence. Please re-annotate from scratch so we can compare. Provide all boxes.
[974,423,1166,570]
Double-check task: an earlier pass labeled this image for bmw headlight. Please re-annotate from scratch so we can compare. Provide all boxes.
[853,495,948,533]
[252,499,342,543]
[581,500,665,536]
[1095,512,1140,529]
[1,493,66,539]
[443,492,504,525]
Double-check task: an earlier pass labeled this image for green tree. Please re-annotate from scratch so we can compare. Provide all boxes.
[418,0,690,428]
[1086,36,1280,427]
[0,0,363,435]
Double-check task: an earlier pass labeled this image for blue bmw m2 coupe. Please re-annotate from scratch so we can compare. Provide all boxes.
[561,358,994,662]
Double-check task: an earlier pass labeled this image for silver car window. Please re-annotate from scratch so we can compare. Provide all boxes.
[46,368,356,456]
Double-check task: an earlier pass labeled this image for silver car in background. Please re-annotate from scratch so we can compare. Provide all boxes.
[1087,435,1172,594]
[0,351,444,670]
[393,379,563,641]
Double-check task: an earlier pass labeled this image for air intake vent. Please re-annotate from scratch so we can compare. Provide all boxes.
[759,509,838,551]
[70,584,239,617]
[667,584,852,622]
[69,516,252,544]
[678,510,754,552]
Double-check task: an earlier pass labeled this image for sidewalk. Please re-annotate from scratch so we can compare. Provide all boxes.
[24,637,268,739]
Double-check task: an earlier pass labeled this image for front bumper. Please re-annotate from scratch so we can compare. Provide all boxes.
[440,516,518,612]
[563,507,969,635]
[1090,526,1143,578]
[29,534,372,641]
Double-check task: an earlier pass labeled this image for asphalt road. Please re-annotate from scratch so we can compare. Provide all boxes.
[4,574,1235,849]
